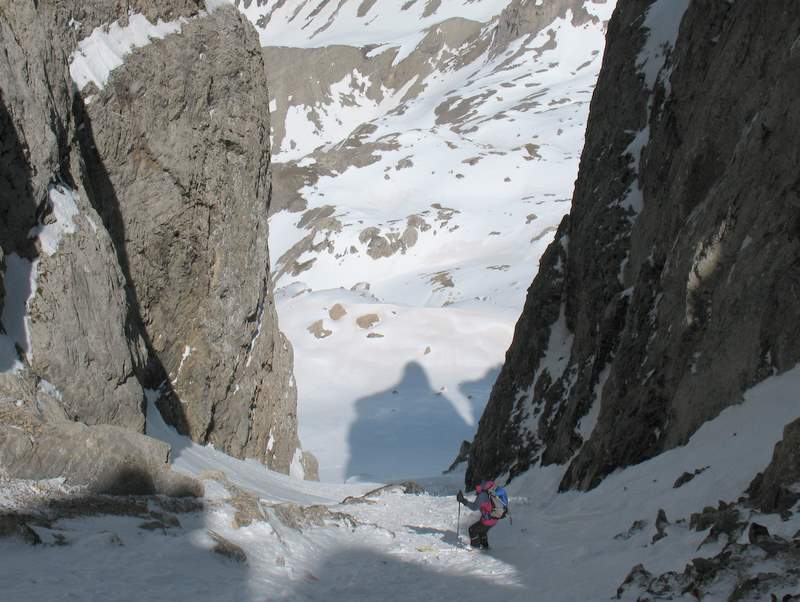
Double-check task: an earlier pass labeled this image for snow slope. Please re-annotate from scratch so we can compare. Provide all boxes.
[236,0,617,482]
[276,287,514,482]
[3,364,798,601]
[235,0,509,51]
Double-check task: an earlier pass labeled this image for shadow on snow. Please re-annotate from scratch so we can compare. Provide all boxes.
[272,545,521,602]
[345,361,500,483]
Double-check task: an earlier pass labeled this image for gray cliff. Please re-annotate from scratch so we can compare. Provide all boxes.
[77,5,299,471]
[0,1,305,491]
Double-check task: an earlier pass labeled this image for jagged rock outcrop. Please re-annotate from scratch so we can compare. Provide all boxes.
[748,418,800,514]
[468,0,800,490]
[488,0,596,57]
[0,0,304,486]
[616,504,800,600]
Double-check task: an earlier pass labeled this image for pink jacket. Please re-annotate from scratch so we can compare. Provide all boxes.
[479,497,498,526]
[464,480,498,526]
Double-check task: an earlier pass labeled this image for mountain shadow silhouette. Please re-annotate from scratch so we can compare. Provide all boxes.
[345,361,498,483]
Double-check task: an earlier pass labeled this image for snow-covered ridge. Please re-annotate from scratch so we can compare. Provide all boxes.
[67,0,247,91]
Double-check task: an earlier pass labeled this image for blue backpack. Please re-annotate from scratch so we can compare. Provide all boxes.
[488,486,510,522]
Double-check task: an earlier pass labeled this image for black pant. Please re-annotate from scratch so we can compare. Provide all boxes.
[468,520,492,548]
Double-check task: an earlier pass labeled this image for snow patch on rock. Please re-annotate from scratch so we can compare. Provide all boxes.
[29,185,80,256]
[69,14,188,90]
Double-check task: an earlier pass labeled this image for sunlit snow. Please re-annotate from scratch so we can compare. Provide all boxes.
[69,13,188,90]
[256,1,615,483]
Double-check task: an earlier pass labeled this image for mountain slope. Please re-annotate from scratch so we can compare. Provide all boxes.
[235,0,616,482]
[2,3,800,600]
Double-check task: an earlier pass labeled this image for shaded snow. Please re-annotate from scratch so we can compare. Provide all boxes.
[289,449,305,480]
[1,185,83,372]
[636,0,692,90]
[145,389,370,505]
[617,0,691,218]
[0,254,37,372]
[515,303,574,438]
[504,364,800,599]
[576,362,610,440]
[533,304,574,387]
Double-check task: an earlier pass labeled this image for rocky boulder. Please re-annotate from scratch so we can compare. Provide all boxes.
[0,401,201,496]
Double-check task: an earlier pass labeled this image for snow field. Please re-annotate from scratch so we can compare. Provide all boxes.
[233,0,509,51]
[266,2,615,483]
[3,364,798,601]
[276,288,516,482]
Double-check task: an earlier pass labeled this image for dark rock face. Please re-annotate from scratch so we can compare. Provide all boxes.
[0,1,301,483]
[748,418,800,514]
[468,0,800,490]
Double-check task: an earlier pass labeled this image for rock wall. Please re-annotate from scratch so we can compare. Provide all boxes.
[0,0,148,430]
[468,0,800,491]
[76,5,299,470]
[748,417,800,514]
[0,0,303,487]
